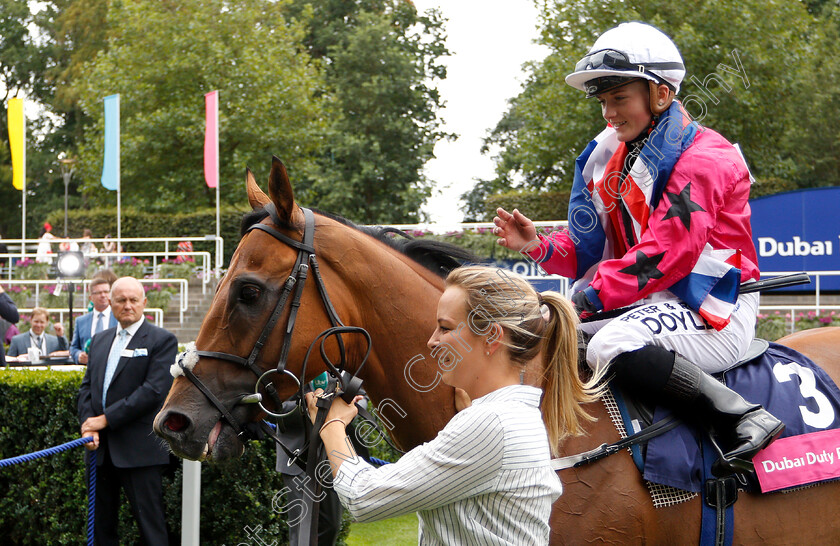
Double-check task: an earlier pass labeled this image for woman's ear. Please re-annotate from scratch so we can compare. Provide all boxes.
[649,81,674,115]
[485,323,504,355]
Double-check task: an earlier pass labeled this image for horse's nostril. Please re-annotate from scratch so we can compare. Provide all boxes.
[164,412,189,433]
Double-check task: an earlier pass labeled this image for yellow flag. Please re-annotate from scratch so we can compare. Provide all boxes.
[8,97,25,190]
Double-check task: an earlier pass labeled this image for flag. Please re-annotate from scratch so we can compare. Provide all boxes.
[204,90,219,188]
[101,94,120,191]
[8,98,25,190]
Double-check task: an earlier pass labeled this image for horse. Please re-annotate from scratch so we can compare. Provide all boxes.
[154,158,840,544]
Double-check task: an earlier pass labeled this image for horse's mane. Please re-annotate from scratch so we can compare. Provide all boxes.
[241,208,476,277]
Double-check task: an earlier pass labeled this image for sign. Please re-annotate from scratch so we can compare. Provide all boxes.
[749,187,840,290]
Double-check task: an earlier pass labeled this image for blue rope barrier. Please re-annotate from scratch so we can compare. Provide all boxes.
[0,436,93,467]
[0,436,97,544]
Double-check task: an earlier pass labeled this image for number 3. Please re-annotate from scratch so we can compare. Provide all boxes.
[773,361,835,429]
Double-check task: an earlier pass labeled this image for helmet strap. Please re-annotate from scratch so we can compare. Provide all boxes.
[649,80,674,115]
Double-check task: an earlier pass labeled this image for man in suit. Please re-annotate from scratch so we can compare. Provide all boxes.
[0,285,19,366]
[7,307,68,358]
[70,277,118,364]
[78,276,177,545]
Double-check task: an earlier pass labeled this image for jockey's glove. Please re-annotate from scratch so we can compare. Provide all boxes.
[571,290,598,320]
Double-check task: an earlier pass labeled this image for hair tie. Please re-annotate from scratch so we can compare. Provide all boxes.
[540,303,551,322]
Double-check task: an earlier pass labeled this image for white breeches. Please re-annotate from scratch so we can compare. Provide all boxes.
[581,293,760,374]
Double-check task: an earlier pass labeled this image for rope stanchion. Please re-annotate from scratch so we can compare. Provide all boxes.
[87,449,96,546]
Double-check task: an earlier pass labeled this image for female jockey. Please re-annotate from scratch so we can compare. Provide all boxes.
[493,22,783,474]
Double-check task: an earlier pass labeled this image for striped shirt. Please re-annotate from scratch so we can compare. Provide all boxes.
[333,385,563,545]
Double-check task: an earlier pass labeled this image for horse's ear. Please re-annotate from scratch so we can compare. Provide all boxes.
[268,156,298,225]
[246,168,271,210]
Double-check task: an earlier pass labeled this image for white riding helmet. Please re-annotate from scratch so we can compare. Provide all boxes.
[565,22,686,98]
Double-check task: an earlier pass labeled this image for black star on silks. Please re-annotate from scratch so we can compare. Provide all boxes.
[619,250,666,291]
[663,182,705,231]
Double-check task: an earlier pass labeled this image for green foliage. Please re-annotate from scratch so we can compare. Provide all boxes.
[73,0,326,213]
[157,261,197,280]
[44,206,246,265]
[290,0,450,223]
[749,177,800,199]
[0,369,341,545]
[467,0,829,213]
[484,190,571,222]
[756,310,840,341]
[13,259,51,280]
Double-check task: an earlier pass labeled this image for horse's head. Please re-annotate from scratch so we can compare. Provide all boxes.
[154,157,463,462]
[154,157,362,461]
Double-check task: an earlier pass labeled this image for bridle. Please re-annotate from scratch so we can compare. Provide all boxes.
[173,203,369,545]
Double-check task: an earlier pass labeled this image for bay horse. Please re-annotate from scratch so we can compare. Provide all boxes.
[154,158,840,544]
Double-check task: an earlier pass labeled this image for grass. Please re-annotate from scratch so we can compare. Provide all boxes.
[346,513,419,545]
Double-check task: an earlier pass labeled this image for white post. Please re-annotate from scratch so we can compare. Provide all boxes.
[21,104,26,259]
[181,459,201,546]
[116,94,121,248]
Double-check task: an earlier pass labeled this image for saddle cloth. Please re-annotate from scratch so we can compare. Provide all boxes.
[614,341,840,493]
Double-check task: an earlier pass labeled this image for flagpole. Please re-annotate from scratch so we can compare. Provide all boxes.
[215,91,220,240]
[116,95,121,249]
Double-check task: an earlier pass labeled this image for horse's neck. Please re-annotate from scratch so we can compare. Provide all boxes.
[319,229,457,450]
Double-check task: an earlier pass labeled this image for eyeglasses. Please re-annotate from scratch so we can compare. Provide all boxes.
[574,49,684,78]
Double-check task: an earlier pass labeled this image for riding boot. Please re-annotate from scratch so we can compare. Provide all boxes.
[611,346,785,475]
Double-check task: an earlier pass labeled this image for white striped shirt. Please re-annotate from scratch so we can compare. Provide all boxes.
[333,385,563,545]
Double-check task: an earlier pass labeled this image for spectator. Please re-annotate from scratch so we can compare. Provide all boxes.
[80,229,99,256]
[0,285,20,366]
[78,276,177,544]
[101,235,118,267]
[175,240,194,264]
[71,277,118,365]
[7,307,68,358]
[36,223,56,264]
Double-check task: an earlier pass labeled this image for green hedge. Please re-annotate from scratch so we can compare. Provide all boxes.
[484,190,570,222]
[0,370,352,545]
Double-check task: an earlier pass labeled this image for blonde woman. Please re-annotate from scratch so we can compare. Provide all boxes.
[305,265,600,545]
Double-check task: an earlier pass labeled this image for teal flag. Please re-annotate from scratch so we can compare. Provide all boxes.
[101,94,120,191]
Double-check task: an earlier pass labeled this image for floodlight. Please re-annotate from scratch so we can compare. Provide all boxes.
[56,251,85,278]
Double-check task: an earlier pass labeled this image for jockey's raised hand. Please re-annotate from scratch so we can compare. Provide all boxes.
[493,208,538,253]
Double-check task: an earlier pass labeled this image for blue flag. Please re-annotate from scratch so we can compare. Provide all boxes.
[101,94,120,191]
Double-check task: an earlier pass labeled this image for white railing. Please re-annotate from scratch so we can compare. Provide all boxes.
[0,235,224,278]
[15,307,165,328]
[757,270,840,334]
[1,278,189,324]
[1,250,213,294]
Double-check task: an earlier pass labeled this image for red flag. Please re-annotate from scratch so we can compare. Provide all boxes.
[204,91,219,188]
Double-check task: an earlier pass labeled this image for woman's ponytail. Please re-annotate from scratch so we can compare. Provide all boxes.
[539,292,604,456]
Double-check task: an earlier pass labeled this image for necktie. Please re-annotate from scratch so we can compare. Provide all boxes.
[94,313,105,335]
[102,329,129,407]
[35,336,43,352]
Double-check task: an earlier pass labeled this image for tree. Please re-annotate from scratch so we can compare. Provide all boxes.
[289,0,450,223]
[466,0,823,219]
[72,0,327,213]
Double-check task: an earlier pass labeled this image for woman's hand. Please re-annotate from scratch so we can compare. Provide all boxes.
[305,389,363,431]
[493,208,538,253]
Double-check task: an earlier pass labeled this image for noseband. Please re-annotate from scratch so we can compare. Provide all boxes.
[174,204,363,441]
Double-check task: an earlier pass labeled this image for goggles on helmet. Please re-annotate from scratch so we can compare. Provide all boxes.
[575,49,683,90]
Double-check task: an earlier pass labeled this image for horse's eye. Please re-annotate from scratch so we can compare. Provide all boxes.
[239,285,261,304]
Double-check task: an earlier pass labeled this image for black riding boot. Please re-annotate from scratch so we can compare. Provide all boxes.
[612,346,785,475]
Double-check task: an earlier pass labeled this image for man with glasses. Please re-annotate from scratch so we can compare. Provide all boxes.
[71,276,118,364]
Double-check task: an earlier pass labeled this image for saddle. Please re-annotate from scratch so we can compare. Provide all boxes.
[593,338,840,494]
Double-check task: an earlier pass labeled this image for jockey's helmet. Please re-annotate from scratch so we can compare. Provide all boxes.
[566,22,685,113]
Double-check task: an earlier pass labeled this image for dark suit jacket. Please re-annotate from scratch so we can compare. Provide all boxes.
[78,319,177,468]
[0,293,19,366]
[70,310,118,364]
[7,332,67,357]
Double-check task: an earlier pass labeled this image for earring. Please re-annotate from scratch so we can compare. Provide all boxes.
[485,351,490,356]
[658,101,664,106]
